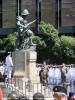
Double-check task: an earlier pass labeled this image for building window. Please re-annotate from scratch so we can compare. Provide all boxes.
[61,0,75,26]
[2,0,16,28]
[41,0,56,26]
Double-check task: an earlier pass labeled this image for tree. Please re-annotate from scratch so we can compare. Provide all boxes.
[60,36,75,63]
[33,21,60,63]
[0,39,3,50]
[33,21,75,64]
[3,32,18,52]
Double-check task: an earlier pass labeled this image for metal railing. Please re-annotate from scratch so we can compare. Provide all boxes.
[6,77,75,99]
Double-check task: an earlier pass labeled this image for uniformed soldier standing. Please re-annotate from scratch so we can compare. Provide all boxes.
[61,63,67,83]
[39,62,48,86]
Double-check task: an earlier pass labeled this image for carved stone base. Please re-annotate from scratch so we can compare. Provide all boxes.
[12,50,37,82]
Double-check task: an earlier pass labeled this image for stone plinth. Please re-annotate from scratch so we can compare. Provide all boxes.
[12,50,37,82]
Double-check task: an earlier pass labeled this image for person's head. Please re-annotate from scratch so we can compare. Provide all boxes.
[7,52,12,56]
[41,65,45,70]
[71,64,74,68]
[33,92,45,100]
[62,63,66,68]
[68,91,75,100]
[53,92,67,100]
[53,86,67,100]
[42,61,46,66]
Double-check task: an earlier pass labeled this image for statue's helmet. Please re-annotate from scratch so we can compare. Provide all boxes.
[21,9,29,16]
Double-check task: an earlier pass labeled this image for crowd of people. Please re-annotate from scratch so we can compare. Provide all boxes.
[36,62,75,85]
[0,55,75,100]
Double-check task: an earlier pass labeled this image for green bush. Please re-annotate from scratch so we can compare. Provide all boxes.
[3,32,18,52]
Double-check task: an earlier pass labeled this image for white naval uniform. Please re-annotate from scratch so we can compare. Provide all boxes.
[3,66,9,82]
[54,68,61,85]
[36,67,41,82]
[66,68,74,83]
[36,67,41,76]
[73,68,75,81]
[0,65,4,75]
[48,68,54,84]
[5,55,13,78]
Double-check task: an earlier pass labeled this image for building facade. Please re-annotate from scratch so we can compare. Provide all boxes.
[0,0,75,36]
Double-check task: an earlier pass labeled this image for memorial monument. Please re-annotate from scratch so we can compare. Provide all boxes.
[13,9,37,82]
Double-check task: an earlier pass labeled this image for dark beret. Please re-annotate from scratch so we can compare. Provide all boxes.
[53,86,67,95]
[33,92,44,100]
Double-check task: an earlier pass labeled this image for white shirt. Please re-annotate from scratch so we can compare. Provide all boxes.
[36,67,41,76]
[0,65,4,74]
[5,55,13,67]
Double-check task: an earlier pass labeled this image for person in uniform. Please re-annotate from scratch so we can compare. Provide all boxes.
[3,64,9,82]
[0,63,4,82]
[66,65,74,83]
[39,61,48,86]
[5,52,13,79]
[48,65,54,85]
[61,63,67,83]
[54,65,61,85]
[53,86,67,100]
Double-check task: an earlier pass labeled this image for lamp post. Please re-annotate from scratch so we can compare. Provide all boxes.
[18,0,19,16]
[58,0,59,33]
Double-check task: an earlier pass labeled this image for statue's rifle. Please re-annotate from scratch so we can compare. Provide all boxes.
[25,19,36,28]
[17,19,36,29]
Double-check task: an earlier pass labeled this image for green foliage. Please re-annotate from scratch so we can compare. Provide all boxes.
[39,21,59,44]
[0,39,3,45]
[32,35,46,48]
[3,32,18,52]
[33,21,60,63]
[33,21,75,64]
[0,39,4,50]
[60,36,75,63]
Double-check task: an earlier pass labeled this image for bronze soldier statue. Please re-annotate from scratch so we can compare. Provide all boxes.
[16,9,36,50]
